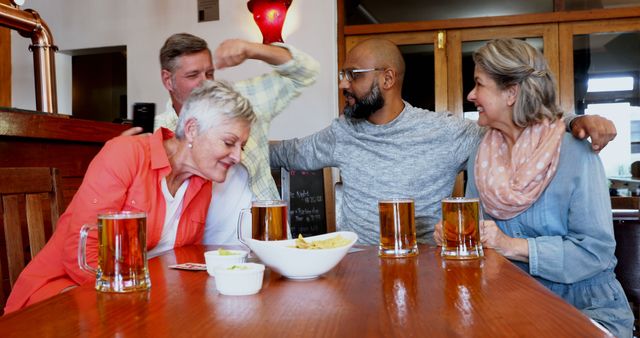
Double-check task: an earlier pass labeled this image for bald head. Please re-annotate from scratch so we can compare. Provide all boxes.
[340,38,407,123]
[348,38,405,86]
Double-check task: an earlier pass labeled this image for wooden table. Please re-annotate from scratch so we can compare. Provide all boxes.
[0,245,608,337]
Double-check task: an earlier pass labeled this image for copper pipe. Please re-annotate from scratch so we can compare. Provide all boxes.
[0,3,58,114]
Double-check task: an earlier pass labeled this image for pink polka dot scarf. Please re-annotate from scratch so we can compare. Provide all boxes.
[474,119,565,219]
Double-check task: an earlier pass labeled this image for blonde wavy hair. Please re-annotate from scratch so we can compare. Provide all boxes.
[472,38,563,127]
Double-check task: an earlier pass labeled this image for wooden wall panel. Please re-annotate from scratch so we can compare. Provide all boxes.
[0,110,129,209]
[0,139,106,206]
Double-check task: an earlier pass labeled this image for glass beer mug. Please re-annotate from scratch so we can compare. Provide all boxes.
[237,200,290,245]
[79,211,151,292]
[378,198,418,258]
[441,197,484,260]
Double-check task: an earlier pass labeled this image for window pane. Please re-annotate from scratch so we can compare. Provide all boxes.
[345,0,553,25]
[574,31,640,177]
[588,76,634,92]
[586,103,640,176]
[631,120,640,154]
[631,120,640,142]
[400,44,435,111]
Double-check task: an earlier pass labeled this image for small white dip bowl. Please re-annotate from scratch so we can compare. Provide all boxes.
[204,249,248,277]
[214,263,265,296]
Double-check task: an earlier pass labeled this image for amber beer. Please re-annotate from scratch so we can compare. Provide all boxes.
[251,200,288,241]
[378,198,418,257]
[441,197,483,260]
[79,211,151,292]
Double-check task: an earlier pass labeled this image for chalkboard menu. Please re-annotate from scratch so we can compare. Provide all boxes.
[271,168,327,237]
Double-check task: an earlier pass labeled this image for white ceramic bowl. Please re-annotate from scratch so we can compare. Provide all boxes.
[214,263,265,296]
[246,231,358,280]
[204,249,248,276]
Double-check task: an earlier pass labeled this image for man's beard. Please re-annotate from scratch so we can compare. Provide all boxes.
[343,81,385,120]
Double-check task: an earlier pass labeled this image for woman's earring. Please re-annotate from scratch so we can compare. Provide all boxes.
[188,143,193,149]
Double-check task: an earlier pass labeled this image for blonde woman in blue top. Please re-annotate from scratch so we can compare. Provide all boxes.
[436,38,634,337]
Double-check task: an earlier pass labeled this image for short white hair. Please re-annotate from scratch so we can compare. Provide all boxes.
[175,80,256,139]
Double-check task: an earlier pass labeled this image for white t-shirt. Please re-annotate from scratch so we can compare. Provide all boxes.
[148,177,190,257]
[203,164,253,245]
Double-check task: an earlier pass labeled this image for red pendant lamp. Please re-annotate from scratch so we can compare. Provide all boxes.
[247,0,293,44]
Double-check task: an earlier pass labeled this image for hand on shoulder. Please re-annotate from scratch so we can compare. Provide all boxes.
[570,115,617,152]
[120,127,145,137]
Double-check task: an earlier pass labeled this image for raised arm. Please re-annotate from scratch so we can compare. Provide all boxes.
[214,39,293,69]
[214,39,320,121]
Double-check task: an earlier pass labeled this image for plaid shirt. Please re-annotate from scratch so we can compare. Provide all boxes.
[154,43,319,200]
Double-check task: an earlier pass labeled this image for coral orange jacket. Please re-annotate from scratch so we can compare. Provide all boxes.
[4,128,212,314]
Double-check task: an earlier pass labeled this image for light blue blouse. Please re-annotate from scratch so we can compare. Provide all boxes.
[466,132,634,338]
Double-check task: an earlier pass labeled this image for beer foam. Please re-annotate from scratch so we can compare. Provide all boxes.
[378,198,414,203]
[98,211,146,219]
[441,197,480,203]
[252,200,287,207]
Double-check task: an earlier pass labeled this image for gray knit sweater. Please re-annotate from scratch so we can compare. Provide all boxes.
[270,101,484,244]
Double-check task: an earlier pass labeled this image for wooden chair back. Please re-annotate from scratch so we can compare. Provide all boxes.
[612,210,640,331]
[611,196,640,209]
[0,167,63,311]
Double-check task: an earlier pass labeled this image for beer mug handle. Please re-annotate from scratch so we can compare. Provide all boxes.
[478,204,485,243]
[236,207,251,247]
[78,224,97,274]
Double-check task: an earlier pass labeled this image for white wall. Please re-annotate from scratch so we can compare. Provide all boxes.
[11,0,337,139]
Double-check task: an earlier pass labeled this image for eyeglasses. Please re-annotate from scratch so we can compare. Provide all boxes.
[338,68,385,82]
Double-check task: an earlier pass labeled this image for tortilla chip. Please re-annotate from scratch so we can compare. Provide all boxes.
[292,234,351,249]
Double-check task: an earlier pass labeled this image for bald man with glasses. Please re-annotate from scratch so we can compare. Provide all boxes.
[270,38,617,245]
